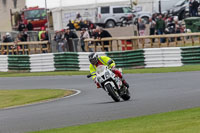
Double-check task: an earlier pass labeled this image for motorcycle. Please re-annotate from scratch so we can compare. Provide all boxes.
[119,15,133,27]
[87,65,131,102]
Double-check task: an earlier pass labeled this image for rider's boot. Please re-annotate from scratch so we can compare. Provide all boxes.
[122,79,129,88]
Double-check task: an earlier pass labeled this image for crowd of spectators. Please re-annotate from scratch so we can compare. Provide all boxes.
[54,26,112,52]
[136,13,186,43]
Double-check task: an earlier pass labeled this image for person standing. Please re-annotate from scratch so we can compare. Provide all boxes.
[27,20,33,31]
[149,18,156,42]
[64,28,78,52]
[156,15,165,43]
[18,21,26,32]
[67,20,75,30]
[80,28,90,52]
[189,0,194,16]
[193,0,199,16]
[138,18,146,36]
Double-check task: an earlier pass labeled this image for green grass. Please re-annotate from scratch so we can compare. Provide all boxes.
[0,89,74,109]
[0,65,200,77]
[123,65,200,74]
[29,107,200,133]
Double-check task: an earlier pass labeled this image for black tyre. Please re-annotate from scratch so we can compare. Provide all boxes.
[105,20,115,28]
[121,88,131,101]
[105,83,120,102]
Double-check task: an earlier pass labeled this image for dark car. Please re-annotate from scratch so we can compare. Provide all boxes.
[167,0,189,20]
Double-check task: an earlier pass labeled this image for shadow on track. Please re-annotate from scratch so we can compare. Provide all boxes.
[92,99,135,105]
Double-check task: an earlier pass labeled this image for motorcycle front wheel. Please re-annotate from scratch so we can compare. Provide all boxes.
[105,83,120,102]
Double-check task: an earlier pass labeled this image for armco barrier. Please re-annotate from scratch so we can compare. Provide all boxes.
[0,46,200,72]
[8,55,30,71]
[54,52,80,71]
[144,47,183,68]
[106,50,145,68]
[181,47,200,65]
[0,55,8,72]
[30,53,55,72]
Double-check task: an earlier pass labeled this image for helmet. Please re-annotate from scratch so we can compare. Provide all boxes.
[88,53,98,65]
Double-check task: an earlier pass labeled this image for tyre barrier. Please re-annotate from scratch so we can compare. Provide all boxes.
[0,46,200,72]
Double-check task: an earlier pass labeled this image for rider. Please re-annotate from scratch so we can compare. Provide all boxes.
[89,52,129,88]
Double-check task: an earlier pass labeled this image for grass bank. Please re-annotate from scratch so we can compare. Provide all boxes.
[0,89,74,109]
[29,107,200,133]
[0,65,200,77]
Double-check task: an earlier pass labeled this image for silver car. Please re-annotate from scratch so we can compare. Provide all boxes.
[96,6,133,28]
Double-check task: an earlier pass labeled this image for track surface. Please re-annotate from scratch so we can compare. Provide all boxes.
[0,72,200,133]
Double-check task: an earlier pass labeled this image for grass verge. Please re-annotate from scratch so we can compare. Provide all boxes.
[29,107,200,133]
[0,65,200,77]
[123,65,200,74]
[0,89,74,109]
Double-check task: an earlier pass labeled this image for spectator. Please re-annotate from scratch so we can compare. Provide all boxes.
[189,0,194,16]
[64,27,78,52]
[38,27,48,53]
[80,28,90,52]
[97,27,112,51]
[54,31,64,52]
[156,15,165,43]
[3,33,13,43]
[67,20,75,30]
[138,18,146,36]
[149,18,156,42]
[27,20,33,31]
[3,33,13,55]
[38,27,46,41]
[18,21,26,32]
[193,0,199,16]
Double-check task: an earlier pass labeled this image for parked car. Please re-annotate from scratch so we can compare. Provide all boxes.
[96,6,133,28]
[167,0,189,20]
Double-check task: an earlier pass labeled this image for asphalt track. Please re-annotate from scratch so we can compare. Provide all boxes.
[0,72,200,133]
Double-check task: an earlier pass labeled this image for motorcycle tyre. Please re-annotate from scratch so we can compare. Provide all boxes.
[105,84,120,102]
[121,88,131,101]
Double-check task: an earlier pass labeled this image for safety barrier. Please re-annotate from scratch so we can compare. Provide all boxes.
[54,52,80,71]
[0,46,200,72]
[30,53,55,72]
[0,55,8,72]
[181,46,200,65]
[0,41,50,55]
[106,50,145,68]
[144,47,183,68]
[84,33,200,52]
[8,55,30,71]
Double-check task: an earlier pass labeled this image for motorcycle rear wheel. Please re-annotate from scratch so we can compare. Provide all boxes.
[105,84,120,102]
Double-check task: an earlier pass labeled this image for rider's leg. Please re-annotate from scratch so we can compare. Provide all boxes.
[112,69,129,88]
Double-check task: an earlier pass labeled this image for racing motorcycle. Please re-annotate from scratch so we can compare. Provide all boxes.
[87,65,131,102]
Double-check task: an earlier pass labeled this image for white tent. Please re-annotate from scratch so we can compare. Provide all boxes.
[26,0,132,8]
